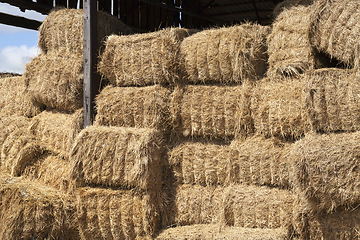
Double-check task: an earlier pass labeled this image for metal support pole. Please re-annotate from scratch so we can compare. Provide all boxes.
[83,0,99,127]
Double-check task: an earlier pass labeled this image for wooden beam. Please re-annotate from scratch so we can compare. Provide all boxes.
[83,0,99,127]
[0,0,52,14]
[0,12,42,30]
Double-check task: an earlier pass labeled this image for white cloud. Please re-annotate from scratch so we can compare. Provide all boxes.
[0,45,39,73]
[0,3,46,33]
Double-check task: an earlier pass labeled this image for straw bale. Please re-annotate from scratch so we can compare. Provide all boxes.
[169,136,290,187]
[169,142,228,186]
[24,49,84,111]
[98,28,193,87]
[76,187,160,239]
[310,0,360,68]
[251,77,309,139]
[290,131,360,212]
[0,115,30,149]
[223,185,295,230]
[267,5,317,78]
[180,23,269,84]
[229,135,292,188]
[170,84,253,140]
[23,154,74,192]
[0,175,79,239]
[0,76,42,118]
[70,126,163,190]
[29,109,83,158]
[171,184,295,229]
[156,225,289,240]
[304,68,360,132]
[1,128,43,177]
[38,8,132,55]
[95,85,171,132]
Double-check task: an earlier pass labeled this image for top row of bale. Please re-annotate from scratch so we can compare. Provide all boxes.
[35,0,360,88]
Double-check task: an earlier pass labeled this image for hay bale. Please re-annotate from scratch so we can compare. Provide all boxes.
[180,23,269,84]
[98,28,193,86]
[0,175,79,239]
[169,136,290,187]
[267,5,317,78]
[0,76,42,118]
[229,135,292,188]
[0,115,30,149]
[29,109,83,158]
[95,85,171,132]
[310,0,360,68]
[290,131,360,212]
[170,84,254,140]
[76,187,160,239]
[38,8,132,55]
[70,126,164,190]
[23,154,75,192]
[24,49,84,111]
[170,184,295,229]
[156,225,289,240]
[169,142,228,186]
[251,77,309,139]
[1,128,43,177]
[304,68,360,132]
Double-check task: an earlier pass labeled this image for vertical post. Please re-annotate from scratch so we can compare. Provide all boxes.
[83,0,99,127]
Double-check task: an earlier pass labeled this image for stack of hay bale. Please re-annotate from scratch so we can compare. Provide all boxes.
[1,0,360,238]
[156,23,298,239]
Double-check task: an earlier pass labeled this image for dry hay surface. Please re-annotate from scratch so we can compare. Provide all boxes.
[304,68,360,132]
[23,154,74,193]
[0,175,79,239]
[1,128,43,177]
[252,68,360,138]
[29,109,83,158]
[310,0,360,68]
[0,76,42,118]
[95,85,170,132]
[70,126,164,190]
[290,131,360,212]
[0,115,30,150]
[38,8,132,55]
[171,84,253,140]
[75,187,160,240]
[180,23,269,84]
[156,225,289,240]
[251,77,309,139]
[267,4,317,78]
[98,28,193,87]
[169,184,295,230]
[24,49,84,111]
[169,135,290,188]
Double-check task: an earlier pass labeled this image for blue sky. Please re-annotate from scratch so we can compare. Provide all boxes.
[0,3,46,73]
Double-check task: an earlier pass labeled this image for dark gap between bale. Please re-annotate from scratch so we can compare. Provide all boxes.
[98,28,195,87]
[156,224,289,240]
[170,83,254,140]
[38,8,132,55]
[75,187,161,239]
[0,76,43,118]
[70,126,164,191]
[24,49,84,111]
[95,85,171,133]
[180,23,270,84]
[0,175,79,239]
[29,109,84,158]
